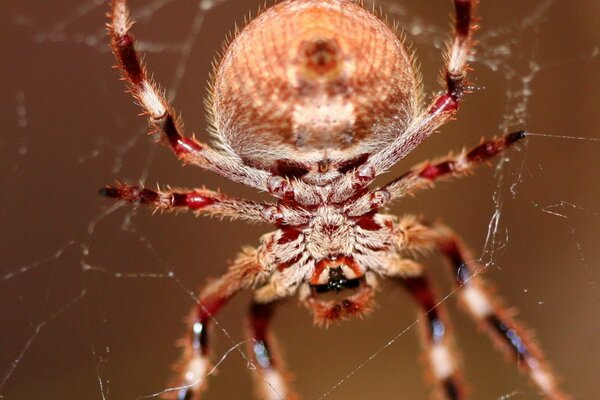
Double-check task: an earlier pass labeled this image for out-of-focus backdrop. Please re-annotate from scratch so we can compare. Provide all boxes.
[1,0,599,399]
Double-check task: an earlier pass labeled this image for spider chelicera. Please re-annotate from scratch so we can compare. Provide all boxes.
[102,0,568,399]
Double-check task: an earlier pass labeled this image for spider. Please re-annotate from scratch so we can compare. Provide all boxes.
[102,0,569,399]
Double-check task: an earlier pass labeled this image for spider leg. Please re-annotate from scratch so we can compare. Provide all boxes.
[396,217,569,400]
[346,131,525,216]
[437,0,478,109]
[169,248,262,400]
[247,301,297,400]
[384,131,524,202]
[399,271,467,400]
[349,0,478,185]
[108,0,271,192]
[100,183,275,223]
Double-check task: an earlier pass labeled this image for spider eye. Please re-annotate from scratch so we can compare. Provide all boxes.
[337,154,369,174]
[272,160,310,178]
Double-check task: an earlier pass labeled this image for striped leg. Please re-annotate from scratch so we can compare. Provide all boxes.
[382,131,526,203]
[346,131,526,216]
[401,273,466,400]
[108,0,271,191]
[100,183,272,223]
[397,218,569,399]
[362,0,478,178]
[170,248,261,400]
[247,302,297,400]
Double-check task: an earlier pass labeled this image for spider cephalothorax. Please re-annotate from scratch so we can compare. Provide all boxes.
[103,0,569,399]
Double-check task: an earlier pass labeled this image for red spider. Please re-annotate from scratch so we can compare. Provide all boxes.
[102,0,568,398]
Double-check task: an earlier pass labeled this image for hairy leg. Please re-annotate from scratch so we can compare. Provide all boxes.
[345,131,525,216]
[108,0,271,191]
[395,217,569,399]
[398,270,467,400]
[100,183,274,223]
[383,131,525,201]
[247,301,297,400]
[365,0,479,177]
[169,248,262,400]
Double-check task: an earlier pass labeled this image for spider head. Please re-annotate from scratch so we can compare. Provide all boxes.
[304,256,375,326]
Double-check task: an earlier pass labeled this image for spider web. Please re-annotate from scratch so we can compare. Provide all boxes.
[2,0,599,399]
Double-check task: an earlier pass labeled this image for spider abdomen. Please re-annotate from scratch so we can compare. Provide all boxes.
[211,0,419,170]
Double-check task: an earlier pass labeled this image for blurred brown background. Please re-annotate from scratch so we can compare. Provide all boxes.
[1,0,599,399]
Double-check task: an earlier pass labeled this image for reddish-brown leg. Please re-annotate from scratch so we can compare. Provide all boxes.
[363,0,478,178]
[401,274,466,400]
[346,131,525,217]
[397,220,570,399]
[108,0,271,191]
[169,249,262,400]
[437,237,568,399]
[247,302,297,400]
[100,183,272,223]
[432,0,478,113]
[383,131,525,202]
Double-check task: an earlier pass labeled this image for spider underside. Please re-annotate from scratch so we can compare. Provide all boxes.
[102,0,568,399]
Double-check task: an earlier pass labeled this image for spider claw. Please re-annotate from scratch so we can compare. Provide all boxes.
[99,186,119,197]
[506,129,527,144]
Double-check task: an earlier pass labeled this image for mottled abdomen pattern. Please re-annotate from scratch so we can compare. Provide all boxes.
[211,0,419,169]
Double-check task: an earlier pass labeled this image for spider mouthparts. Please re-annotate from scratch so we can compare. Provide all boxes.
[312,267,361,294]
